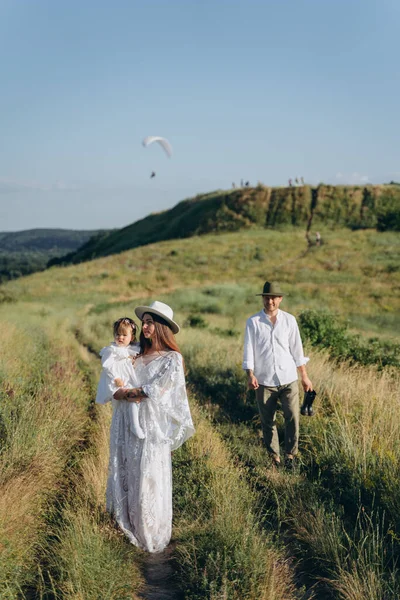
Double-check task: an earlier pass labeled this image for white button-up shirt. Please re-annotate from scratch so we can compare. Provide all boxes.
[242,309,309,387]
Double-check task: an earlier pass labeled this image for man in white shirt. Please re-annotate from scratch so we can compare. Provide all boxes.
[242,281,313,469]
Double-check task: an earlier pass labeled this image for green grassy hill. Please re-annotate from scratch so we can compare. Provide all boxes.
[5,226,400,341]
[50,183,400,266]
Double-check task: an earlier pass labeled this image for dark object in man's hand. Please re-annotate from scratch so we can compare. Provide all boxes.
[301,390,317,416]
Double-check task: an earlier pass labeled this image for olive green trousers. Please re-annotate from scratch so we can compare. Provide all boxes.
[255,381,299,457]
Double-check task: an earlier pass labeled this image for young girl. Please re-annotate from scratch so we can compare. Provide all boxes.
[95,317,145,439]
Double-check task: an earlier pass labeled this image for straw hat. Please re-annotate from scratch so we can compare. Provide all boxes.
[134,301,180,334]
[256,281,285,296]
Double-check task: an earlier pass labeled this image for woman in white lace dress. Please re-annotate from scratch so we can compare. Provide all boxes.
[103,301,195,553]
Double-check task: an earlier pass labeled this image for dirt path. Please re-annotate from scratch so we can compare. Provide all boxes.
[139,544,184,600]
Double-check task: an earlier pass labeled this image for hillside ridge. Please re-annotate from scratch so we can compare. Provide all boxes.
[49,183,400,267]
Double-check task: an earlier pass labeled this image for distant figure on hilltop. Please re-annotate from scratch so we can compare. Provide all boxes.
[232,182,236,188]
[245,181,250,187]
[240,179,244,187]
[301,176,304,185]
[288,178,293,187]
[295,177,299,185]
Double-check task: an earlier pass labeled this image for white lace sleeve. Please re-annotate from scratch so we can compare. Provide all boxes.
[142,352,195,450]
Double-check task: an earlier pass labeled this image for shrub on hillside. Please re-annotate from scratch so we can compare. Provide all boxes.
[299,310,400,369]
[185,314,208,329]
[0,287,16,303]
[376,192,400,231]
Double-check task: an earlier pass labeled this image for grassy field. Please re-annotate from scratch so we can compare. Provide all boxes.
[0,226,399,598]
[5,227,400,337]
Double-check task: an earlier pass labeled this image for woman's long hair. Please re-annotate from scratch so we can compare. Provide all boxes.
[139,312,181,355]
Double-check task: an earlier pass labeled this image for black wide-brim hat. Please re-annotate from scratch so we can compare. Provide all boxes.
[256,281,285,296]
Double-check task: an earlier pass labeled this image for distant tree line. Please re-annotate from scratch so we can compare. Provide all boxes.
[0,252,48,283]
[0,228,110,282]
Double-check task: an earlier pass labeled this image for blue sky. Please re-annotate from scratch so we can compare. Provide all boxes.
[1,0,399,231]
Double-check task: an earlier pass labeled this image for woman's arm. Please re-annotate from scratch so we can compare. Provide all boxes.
[113,387,147,403]
[126,387,147,403]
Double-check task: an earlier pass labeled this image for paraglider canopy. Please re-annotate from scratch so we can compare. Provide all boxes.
[142,136,172,158]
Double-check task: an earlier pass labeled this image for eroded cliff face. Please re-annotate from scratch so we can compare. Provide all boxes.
[219,184,390,229]
[223,183,399,230]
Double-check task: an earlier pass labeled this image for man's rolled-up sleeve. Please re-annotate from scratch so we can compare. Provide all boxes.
[242,319,255,371]
[289,319,309,367]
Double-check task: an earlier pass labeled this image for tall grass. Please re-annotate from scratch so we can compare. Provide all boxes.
[173,402,300,600]
[46,407,144,600]
[0,317,89,597]
[177,317,400,598]
[302,354,400,527]
[0,311,144,599]
[38,336,144,600]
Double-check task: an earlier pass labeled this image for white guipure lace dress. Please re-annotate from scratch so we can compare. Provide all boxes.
[103,351,195,553]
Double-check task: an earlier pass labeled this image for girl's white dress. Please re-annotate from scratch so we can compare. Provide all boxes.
[96,342,144,439]
[96,350,195,553]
